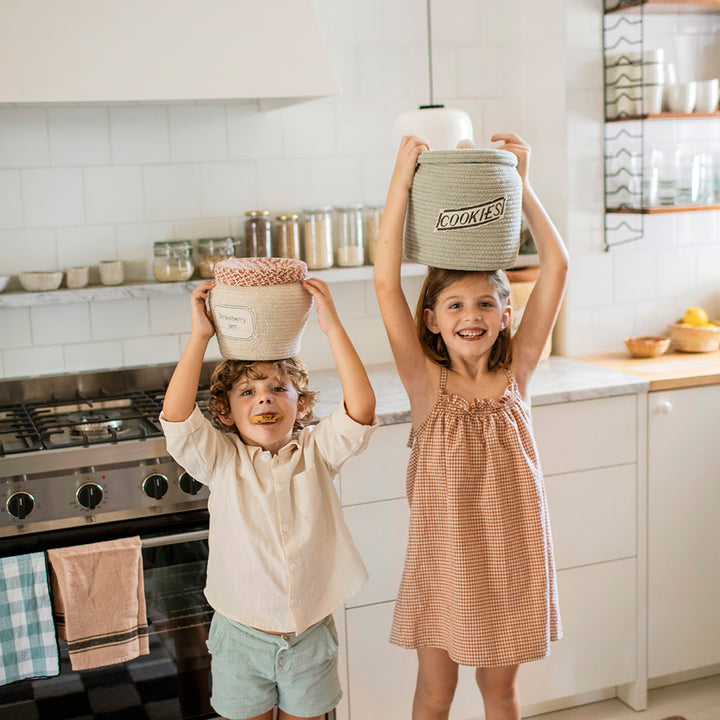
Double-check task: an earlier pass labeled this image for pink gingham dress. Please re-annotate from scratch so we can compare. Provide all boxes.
[390,367,562,666]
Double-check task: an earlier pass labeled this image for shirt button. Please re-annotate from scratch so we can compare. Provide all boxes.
[278,656,287,666]
[276,484,285,493]
[262,451,271,461]
[282,523,290,533]
[290,598,299,607]
[281,634,290,642]
[289,562,298,572]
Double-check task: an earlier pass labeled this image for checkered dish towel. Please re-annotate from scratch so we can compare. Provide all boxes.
[47,536,149,671]
[0,552,59,686]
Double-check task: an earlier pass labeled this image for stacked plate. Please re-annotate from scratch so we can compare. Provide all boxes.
[605,48,665,119]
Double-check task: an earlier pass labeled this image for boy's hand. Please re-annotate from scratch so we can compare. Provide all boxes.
[491,132,531,187]
[191,280,216,340]
[389,135,429,194]
[302,277,341,336]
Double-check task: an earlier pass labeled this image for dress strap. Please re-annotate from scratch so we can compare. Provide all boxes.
[439,366,449,394]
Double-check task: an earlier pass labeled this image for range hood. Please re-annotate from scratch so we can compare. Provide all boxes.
[0,0,339,105]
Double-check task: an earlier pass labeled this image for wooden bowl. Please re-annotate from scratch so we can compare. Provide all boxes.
[624,336,671,358]
[669,322,720,353]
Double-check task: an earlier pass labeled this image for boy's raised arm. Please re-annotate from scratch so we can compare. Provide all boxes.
[163,280,216,422]
[302,278,375,426]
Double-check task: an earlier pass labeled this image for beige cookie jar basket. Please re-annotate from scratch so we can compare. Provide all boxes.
[404,148,523,271]
[209,258,312,361]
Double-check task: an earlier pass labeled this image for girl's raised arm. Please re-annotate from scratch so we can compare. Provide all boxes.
[492,133,569,387]
[374,136,431,393]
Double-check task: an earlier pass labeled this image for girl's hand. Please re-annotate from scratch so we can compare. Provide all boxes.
[491,132,531,186]
[302,277,341,336]
[190,280,216,340]
[390,135,429,193]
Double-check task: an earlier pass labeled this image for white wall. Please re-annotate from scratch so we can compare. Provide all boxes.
[0,0,718,378]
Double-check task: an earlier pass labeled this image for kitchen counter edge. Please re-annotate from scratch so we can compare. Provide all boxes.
[312,357,649,425]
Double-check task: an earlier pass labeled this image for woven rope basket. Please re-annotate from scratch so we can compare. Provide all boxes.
[210,282,312,360]
[404,148,522,270]
[669,322,720,352]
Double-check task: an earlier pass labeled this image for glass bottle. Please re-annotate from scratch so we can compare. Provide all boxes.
[275,214,302,260]
[152,240,195,282]
[302,207,333,270]
[197,237,236,278]
[364,204,384,265]
[244,210,272,257]
[334,204,365,267]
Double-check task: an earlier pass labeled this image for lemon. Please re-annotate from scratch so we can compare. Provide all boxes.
[682,307,709,326]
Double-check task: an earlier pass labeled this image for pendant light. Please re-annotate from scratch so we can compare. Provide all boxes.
[392,0,474,151]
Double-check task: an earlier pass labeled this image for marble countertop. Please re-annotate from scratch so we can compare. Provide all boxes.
[311,357,649,425]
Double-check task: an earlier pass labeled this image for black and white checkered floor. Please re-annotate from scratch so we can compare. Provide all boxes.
[0,633,213,720]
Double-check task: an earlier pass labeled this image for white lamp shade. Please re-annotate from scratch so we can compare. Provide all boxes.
[393,107,474,152]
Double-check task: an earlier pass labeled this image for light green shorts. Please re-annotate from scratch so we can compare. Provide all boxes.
[206,612,341,719]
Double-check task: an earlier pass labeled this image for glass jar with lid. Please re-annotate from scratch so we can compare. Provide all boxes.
[153,240,195,282]
[244,210,272,257]
[197,237,236,278]
[364,204,384,264]
[275,214,302,260]
[302,207,333,270]
[334,204,365,267]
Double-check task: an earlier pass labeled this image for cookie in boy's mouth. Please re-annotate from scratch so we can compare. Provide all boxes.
[250,413,283,424]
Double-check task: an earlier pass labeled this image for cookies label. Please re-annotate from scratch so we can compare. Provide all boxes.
[435,197,506,231]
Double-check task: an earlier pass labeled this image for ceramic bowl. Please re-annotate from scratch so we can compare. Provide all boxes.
[0,275,9,293]
[19,271,64,292]
[624,336,671,358]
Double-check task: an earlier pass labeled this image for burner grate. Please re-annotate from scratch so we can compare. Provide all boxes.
[0,404,43,456]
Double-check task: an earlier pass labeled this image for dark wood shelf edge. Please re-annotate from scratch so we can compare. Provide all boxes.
[606,204,720,214]
[605,0,720,15]
[606,111,720,122]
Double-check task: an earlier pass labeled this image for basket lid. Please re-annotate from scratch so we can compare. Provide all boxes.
[417,148,518,167]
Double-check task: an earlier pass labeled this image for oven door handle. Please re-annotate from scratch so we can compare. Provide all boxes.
[141,529,209,548]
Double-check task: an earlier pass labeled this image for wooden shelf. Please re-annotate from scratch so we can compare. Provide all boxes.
[606,203,720,214]
[607,111,720,122]
[606,0,720,15]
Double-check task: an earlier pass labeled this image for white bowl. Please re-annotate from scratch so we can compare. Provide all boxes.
[665,82,697,114]
[19,271,64,292]
[0,275,9,293]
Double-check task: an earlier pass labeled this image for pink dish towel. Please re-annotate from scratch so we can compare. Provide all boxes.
[47,536,149,671]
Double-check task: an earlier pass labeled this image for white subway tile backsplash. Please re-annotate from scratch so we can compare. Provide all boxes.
[169,106,227,163]
[143,164,202,221]
[21,168,85,228]
[281,102,337,159]
[255,158,313,210]
[30,303,91,346]
[200,162,256,218]
[227,104,284,160]
[457,46,508,98]
[0,108,50,168]
[123,334,183,368]
[568,253,614,309]
[48,108,111,167]
[148,296,192,336]
[116,222,175,281]
[0,229,58,274]
[57,226,117,269]
[310,157,363,207]
[431,0,482,45]
[0,307,32,348]
[656,247,698,298]
[0,171,23,229]
[64,340,124,373]
[110,106,170,165]
[84,166,144,225]
[91,298,150,341]
[613,250,657,304]
[3,345,65,379]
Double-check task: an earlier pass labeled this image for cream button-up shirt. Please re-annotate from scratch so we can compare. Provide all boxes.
[160,404,378,634]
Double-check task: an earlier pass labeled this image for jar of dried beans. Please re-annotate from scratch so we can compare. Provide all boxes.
[153,240,195,282]
[275,214,302,260]
[197,237,236,279]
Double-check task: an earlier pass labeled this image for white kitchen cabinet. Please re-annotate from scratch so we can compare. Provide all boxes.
[337,394,647,719]
[647,385,720,681]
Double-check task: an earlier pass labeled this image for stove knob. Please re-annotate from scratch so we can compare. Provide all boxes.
[76,483,104,510]
[179,472,203,496]
[143,473,169,500]
[7,491,35,520]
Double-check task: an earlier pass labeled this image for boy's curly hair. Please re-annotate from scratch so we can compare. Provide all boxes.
[414,267,513,371]
[207,357,318,436]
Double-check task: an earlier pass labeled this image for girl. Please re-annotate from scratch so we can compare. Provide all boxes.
[374,133,569,720]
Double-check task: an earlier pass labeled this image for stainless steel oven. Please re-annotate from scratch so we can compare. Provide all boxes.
[0,363,218,719]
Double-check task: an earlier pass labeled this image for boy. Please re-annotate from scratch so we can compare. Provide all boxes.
[160,277,377,720]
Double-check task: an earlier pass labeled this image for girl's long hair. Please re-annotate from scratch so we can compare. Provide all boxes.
[414,267,513,370]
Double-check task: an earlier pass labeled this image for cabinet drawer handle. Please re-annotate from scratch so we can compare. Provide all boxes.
[657,400,673,414]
